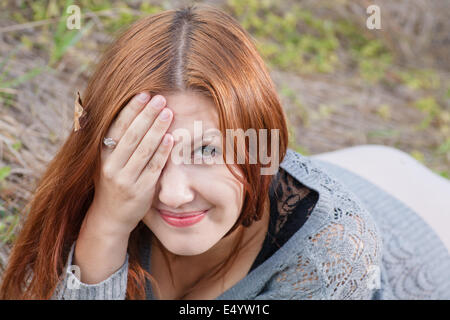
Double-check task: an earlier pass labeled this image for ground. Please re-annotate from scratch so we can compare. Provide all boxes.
[0,0,449,274]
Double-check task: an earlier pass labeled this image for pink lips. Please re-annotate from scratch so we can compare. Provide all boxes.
[158,209,208,228]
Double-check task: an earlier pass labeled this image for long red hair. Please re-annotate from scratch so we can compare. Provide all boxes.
[0,4,288,299]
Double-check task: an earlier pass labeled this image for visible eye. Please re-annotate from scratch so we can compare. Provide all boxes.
[192,144,221,163]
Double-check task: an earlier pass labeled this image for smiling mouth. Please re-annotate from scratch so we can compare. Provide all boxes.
[157,209,209,217]
[157,209,209,227]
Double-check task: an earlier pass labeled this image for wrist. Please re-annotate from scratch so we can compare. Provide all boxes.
[81,203,132,242]
[75,212,130,284]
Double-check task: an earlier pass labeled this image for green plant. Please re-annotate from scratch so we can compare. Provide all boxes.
[336,20,392,83]
[397,69,440,90]
[10,0,96,66]
[436,137,450,155]
[0,213,20,244]
[280,84,310,127]
[102,6,137,34]
[12,141,22,151]
[0,65,44,89]
[0,167,11,218]
[409,150,425,164]
[0,166,11,182]
[366,129,400,139]
[437,170,449,179]
[413,97,441,130]
[286,120,310,156]
[0,47,45,106]
[49,0,90,65]
[227,0,339,74]
[227,0,393,82]
[375,104,391,120]
[77,1,162,35]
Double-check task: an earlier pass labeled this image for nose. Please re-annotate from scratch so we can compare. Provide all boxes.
[156,159,195,209]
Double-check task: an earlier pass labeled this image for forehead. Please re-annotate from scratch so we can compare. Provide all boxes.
[162,91,219,134]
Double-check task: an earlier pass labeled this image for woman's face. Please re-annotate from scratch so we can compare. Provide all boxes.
[142,90,244,256]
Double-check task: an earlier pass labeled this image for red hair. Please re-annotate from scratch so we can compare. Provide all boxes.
[0,4,288,299]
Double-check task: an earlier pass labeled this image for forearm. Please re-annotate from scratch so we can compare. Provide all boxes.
[74,205,130,284]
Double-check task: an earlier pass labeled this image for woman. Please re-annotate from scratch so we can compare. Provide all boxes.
[1,4,449,300]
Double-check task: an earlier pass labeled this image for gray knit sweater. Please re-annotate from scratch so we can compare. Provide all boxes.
[51,149,450,299]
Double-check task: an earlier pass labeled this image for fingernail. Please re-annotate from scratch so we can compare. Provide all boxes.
[137,92,150,102]
[151,95,165,109]
[163,134,172,145]
[159,108,171,121]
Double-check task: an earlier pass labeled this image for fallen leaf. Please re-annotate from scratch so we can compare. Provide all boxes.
[74,90,86,132]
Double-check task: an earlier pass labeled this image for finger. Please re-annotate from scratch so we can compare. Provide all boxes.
[109,95,167,169]
[123,108,173,181]
[101,92,151,160]
[136,133,173,187]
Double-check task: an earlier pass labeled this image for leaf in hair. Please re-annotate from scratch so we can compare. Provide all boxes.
[73,90,86,132]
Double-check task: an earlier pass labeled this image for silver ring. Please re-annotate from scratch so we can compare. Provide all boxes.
[103,137,117,149]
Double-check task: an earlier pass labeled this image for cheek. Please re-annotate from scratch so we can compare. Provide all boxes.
[186,165,244,213]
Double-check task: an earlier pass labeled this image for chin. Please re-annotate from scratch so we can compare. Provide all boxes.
[159,239,211,256]
[142,211,229,257]
[166,245,210,256]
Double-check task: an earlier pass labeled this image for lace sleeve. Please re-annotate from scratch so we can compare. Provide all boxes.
[310,211,382,299]
[255,168,383,300]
